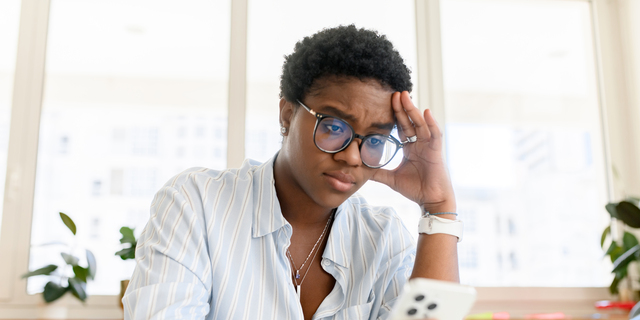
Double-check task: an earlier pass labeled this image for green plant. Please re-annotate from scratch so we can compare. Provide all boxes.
[601,197,640,295]
[21,212,96,303]
[115,227,137,260]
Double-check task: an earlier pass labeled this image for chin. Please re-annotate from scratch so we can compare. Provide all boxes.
[313,186,361,209]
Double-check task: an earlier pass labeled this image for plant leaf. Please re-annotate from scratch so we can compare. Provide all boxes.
[606,203,619,219]
[606,241,619,256]
[615,267,628,279]
[115,247,136,260]
[613,244,640,272]
[21,264,58,278]
[86,250,97,280]
[610,244,625,263]
[61,252,79,266]
[601,226,611,248]
[59,212,76,235]
[72,266,88,282]
[610,276,620,295]
[68,277,87,302]
[43,281,67,303]
[624,232,640,250]
[119,227,136,245]
[610,268,628,295]
[616,201,640,228]
[627,197,640,205]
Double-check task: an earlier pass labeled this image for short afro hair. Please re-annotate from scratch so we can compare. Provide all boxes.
[280,25,412,102]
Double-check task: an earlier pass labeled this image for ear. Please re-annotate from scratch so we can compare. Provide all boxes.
[279,98,295,134]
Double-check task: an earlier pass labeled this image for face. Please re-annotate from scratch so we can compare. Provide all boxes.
[278,76,395,210]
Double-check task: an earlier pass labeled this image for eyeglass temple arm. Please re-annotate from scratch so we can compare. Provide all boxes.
[296,100,318,117]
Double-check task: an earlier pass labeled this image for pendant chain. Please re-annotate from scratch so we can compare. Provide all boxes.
[287,210,335,290]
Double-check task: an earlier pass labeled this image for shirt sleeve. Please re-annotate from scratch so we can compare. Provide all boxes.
[375,251,415,320]
[371,208,416,320]
[123,178,213,319]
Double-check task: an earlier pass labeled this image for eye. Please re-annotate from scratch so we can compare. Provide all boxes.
[322,120,347,135]
[365,136,386,148]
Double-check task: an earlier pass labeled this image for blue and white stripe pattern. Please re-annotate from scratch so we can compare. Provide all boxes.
[123,155,416,319]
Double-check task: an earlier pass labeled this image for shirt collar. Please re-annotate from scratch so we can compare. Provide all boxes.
[322,200,352,269]
[251,154,288,238]
[250,153,353,270]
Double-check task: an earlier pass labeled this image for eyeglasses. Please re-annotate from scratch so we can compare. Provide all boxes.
[297,100,403,168]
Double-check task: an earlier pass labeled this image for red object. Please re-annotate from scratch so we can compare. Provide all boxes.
[595,300,636,311]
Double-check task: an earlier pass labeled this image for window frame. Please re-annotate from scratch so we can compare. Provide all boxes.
[0,0,634,317]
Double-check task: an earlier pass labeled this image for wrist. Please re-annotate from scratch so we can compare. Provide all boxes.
[420,203,457,219]
[418,214,463,242]
[428,213,457,220]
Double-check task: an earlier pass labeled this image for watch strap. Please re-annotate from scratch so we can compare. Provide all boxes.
[418,215,463,243]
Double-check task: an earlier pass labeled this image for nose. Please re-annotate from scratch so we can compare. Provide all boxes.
[333,138,362,166]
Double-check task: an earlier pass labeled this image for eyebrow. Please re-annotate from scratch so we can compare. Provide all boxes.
[318,106,396,131]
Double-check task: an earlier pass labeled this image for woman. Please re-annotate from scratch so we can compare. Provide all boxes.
[123,25,459,320]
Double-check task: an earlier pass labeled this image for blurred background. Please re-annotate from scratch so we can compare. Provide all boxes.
[1,0,640,317]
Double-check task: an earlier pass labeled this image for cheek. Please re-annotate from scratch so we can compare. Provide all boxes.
[285,123,319,167]
[291,118,319,152]
[362,168,376,182]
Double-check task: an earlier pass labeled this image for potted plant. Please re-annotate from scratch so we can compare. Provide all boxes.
[601,198,640,318]
[21,213,96,316]
[115,226,137,308]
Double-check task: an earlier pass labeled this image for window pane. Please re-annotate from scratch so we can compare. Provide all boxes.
[441,0,609,286]
[246,0,421,226]
[29,0,230,295]
[0,0,21,240]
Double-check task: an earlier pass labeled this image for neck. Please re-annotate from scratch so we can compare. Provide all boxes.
[273,152,334,229]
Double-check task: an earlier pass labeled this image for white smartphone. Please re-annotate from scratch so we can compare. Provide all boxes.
[388,278,477,320]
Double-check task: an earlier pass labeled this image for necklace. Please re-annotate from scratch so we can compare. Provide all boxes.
[286,210,335,300]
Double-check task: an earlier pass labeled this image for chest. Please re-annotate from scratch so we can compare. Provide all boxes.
[288,231,336,320]
[205,223,380,320]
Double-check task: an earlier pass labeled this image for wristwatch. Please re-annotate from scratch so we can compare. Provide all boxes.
[418,212,463,243]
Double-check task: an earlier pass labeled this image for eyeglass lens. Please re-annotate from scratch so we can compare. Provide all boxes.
[315,117,398,168]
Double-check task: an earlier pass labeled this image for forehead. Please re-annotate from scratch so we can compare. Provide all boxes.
[305,76,396,128]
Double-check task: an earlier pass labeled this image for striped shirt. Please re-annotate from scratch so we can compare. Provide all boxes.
[123,155,416,319]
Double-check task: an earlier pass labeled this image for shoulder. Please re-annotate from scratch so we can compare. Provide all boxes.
[344,193,411,238]
[339,193,416,262]
[333,193,416,283]
[160,158,264,194]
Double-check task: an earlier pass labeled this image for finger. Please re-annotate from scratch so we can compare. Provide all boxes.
[392,91,416,141]
[400,91,431,141]
[424,109,443,150]
[397,125,407,142]
[371,167,395,186]
[392,92,410,142]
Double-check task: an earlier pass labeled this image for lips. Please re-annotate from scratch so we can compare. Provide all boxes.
[323,171,356,192]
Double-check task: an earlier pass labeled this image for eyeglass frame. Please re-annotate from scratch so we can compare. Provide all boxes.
[296,99,404,168]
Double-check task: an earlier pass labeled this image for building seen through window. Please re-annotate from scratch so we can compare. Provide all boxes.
[28,0,231,295]
[442,0,609,286]
[13,0,616,297]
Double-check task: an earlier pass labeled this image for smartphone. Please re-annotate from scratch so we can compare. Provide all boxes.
[388,278,477,320]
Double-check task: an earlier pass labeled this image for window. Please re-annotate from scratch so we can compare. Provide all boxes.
[1,0,637,316]
[441,0,610,286]
[245,0,422,228]
[0,0,21,240]
[28,0,231,295]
